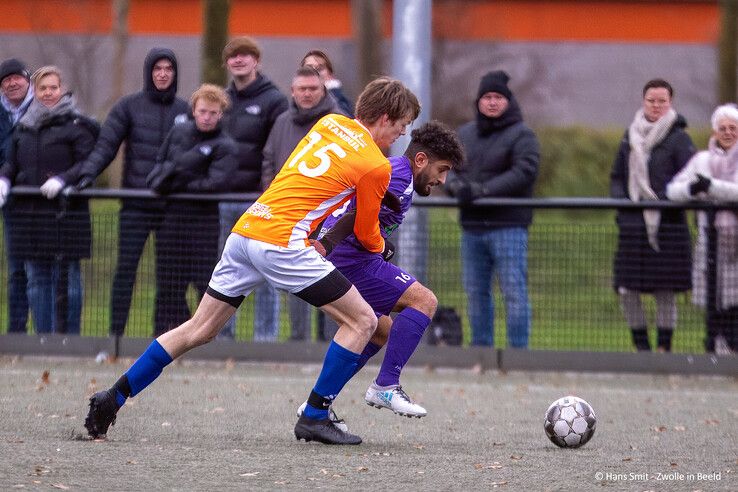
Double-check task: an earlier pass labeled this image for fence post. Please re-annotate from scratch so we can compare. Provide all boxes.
[705,207,718,351]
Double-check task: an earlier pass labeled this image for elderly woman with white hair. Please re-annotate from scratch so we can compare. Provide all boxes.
[667,103,738,354]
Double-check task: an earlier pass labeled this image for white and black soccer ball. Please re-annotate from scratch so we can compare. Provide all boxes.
[544,396,596,448]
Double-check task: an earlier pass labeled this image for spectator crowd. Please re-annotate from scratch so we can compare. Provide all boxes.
[1,37,736,355]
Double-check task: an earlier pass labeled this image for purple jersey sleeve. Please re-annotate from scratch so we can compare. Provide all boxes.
[320,155,413,255]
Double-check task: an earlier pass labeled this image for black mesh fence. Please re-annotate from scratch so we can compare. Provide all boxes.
[0,190,735,354]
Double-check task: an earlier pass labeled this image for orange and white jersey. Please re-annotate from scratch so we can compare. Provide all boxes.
[233,114,390,252]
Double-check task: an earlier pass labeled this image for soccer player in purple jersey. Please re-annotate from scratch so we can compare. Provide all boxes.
[297,120,464,424]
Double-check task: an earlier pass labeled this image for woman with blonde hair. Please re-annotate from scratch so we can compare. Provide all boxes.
[0,65,98,333]
[667,103,738,354]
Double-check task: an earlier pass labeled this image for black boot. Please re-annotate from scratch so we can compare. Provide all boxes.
[631,327,651,351]
[657,328,673,352]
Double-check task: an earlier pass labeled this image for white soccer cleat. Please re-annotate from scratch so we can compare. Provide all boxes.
[364,381,427,418]
[296,400,349,432]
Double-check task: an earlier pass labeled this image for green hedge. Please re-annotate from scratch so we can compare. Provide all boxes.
[535,126,711,198]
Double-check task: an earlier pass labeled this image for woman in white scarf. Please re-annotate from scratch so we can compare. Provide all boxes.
[610,79,696,353]
[667,103,738,355]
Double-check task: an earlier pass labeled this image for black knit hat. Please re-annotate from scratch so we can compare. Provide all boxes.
[0,58,30,84]
[477,70,512,100]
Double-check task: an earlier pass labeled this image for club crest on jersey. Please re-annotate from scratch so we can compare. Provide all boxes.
[245,105,261,115]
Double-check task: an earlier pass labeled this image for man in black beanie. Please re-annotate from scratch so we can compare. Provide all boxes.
[0,57,34,333]
[444,70,540,349]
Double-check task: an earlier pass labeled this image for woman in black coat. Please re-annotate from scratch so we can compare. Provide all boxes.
[0,66,98,334]
[147,84,237,335]
[610,79,696,352]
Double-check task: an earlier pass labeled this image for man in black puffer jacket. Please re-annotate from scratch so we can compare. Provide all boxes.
[146,84,237,335]
[218,36,288,341]
[64,48,189,337]
[445,70,540,350]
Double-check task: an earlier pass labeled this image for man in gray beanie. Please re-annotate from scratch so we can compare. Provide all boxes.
[444,70,540,349]
[0,57,33,333]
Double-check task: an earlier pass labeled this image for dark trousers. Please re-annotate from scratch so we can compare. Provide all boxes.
[706,307,738,352]
[110,203,163,336]
[4,209,29,332]
[155,206,219,336]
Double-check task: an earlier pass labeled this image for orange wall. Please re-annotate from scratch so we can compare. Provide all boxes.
[0,0,719,43]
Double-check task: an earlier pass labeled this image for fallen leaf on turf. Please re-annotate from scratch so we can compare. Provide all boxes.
[161,422,171,427]
[414,444,425,450]
[622,457,633,462]
[320,469,328,475]
[673,426,686,431]
[493,442,505,446]
[126,460,137,465]
[704,419,720,425]
[357,467,368,472]
[510,454,523,460]
[652,426,667,432]
[239,472,259,477]
[671,462,678,467]
[491,481,508,487]
[41,371,50,384]
[50,484,69,490]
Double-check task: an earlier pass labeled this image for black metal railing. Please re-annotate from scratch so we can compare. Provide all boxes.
[1,186,735,354]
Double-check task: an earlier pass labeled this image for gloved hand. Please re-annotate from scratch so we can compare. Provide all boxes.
[40,176,66,199]
[689,174,711,196]
[381,191,402,213]
[456,182,483,205]
[380,238,395,262]
[0,178,9,208]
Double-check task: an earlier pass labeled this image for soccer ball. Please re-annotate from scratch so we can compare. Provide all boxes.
[543,396,596,448]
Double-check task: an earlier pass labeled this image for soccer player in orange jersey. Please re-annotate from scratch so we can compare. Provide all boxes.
[84,77,421,445]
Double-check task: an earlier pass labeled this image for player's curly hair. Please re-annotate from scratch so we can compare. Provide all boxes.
[405,120,465,169]
[355,77,421,126]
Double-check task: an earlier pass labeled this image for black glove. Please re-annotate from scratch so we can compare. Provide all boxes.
[456,182,485,205]
[380,238,395,261]
[381,191,402,213]
[689,174,711,196]
[455,184,473,205]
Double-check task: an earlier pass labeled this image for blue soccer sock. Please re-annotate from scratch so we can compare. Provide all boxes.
[303,340,360,420]
[114,339,173,406]
[353,341,382,377]
[375,307,430,387]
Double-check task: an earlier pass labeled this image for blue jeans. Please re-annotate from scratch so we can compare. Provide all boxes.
[462,227,531,348]
[3,209,29,332]
[217,202,279,341]
[25,260,82,334]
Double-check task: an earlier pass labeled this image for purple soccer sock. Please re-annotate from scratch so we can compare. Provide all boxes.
[375,307,430,387]
[353,341,382,377]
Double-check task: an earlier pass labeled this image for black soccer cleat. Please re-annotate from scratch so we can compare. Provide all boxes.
[294,414,362,445]
[84,389,120,439]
